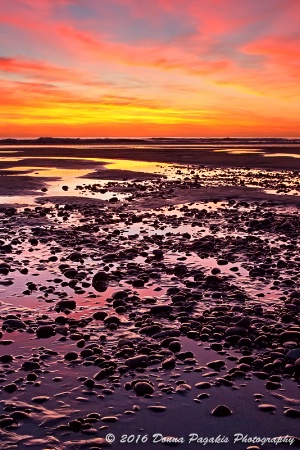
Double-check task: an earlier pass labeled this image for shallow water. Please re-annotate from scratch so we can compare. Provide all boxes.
[0,153,300,206]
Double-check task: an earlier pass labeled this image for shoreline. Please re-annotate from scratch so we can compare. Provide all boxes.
[0,147,300,171]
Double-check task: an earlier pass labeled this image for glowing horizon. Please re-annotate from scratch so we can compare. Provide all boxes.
[1,0,300,138]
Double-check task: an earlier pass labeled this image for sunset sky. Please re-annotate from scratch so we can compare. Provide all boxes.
[1,0,300,137]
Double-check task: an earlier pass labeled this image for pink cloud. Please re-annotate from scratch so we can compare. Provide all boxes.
[58,25,230,77]
[242,36,300,80]
[0,56,90,83]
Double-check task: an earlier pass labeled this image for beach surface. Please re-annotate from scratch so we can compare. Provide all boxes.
[0,140,299,449]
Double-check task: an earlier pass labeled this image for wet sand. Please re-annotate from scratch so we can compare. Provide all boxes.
[0,144,299,449]
[1,149,300,173]
[1,137,300,171]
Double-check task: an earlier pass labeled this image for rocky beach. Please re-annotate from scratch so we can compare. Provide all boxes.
[0,139,299,449]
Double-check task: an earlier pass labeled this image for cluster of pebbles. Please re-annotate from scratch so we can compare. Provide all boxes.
[0,163,300,449]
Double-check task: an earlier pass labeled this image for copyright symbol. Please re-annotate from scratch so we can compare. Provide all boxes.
[106,433,116,443]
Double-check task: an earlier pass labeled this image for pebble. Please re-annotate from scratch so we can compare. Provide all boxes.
[2,319,26,330]
[36,325,56,339]
[280,331,300,342]
[162,357,176,369]
[148,405,167,412]
[69,419,82,432]
[211,405,232,417]
[286,348,300,361]
[31,396,50,403]
[0,340,14,346]
[265,381,281,390]
[56,300,76,310]
[134,382,154,396]
[225,327,248,337]
[92,271,108,291]
[104,315,121,326]
[22,361,40,371]
[3,383,18,393]
[0,354,13,363]
[175,383,191,394]
[258,404,276,412]
[195,382,212,389]
[101,416,119,422]
[92,311,108,320]
[169,341,181,353]
[0,417,15,428]
[10,411,30,420]
[197,393,210,399]
[64,352,78,361]
[207,360,226,370]
[284,408,300,418]
[125,355,148,369]
[150,305,173,314]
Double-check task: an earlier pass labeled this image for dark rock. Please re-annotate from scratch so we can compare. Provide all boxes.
[152,330,180,338]
[22,361,40,371]
[31,396,50,403]
[169,341,181,353]
[134,382,154,396]
[195,382,212,389]
[69,419,82,432]
[104,316,121,327]
[0,355,13,363]
[265,381,281,390]
[56,299,76,310]
[36,325,55,339]
[63,269,78,279]
[153,249,164,258]
[132,278,144,288]
[225,327,248,337]
[2,319,26,330]
[162,357,176,369]
[3,383,18,393]
[64,352,78,361]
[93,311,108,320]
[286,348,300,361]
[140,325,161,335]
[10,411,30,420]
[211,405,232,417]
[174,264,188,277]
[236,316,251,328]
[284,408,300,418]
[0,417,15,428]
[207,360,226,370]
[150,305,173,315]
[125,355,148,369]
[280,331,300,342]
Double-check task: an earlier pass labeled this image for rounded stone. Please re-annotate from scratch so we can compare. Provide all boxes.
[134,382,154,396]
[64,352,78,361]
[284,408,300,418]
[36,325,55,339]
[258,404,277,412]
[211,405,232,417]
[92,311,108,320]
[56,300,76,310]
